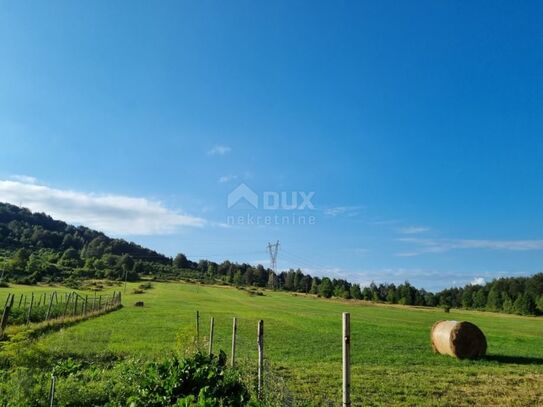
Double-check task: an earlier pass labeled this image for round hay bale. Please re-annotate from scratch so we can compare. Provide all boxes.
[431,320,487,359]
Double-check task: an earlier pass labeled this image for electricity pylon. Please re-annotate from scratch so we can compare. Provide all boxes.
[267,241,280,274]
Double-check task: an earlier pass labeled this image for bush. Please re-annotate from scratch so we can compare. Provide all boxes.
[139,282,153,290]
[127,351,251,407]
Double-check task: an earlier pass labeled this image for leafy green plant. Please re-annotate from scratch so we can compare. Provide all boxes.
[127,351,250,407]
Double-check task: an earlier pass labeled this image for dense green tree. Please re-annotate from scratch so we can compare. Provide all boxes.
[513,293,536,316]
[502,294,514,313]
[350,284,362,300]
[473,290,487,309]
[173,253,189,269]
[309,278,319,294]
[319,277,333,298]
[486,286,502,312]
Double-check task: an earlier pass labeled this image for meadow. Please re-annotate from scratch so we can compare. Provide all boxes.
[1,281,543,406]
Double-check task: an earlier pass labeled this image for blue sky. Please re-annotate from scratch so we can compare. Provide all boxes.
[1,1,542,290]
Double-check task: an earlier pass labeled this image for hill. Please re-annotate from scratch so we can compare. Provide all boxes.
[0,202,542,316]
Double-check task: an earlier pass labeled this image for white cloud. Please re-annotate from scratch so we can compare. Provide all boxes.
[397,226,430,234]
[10,174,38,184]
[207,145,231,156]
[218,175,238,183]
[0,179,205,236]
[470,277,486,286]
[397,237,543,256]
[323,205,364,217]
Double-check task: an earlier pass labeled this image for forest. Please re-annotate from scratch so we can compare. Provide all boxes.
[1,202,542,316]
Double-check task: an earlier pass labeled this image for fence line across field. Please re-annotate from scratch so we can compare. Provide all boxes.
[189,311,349,404]
[0,289,122,338]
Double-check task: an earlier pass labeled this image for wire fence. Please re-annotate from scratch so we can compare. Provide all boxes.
[0,290,122,339]
[175,311,336,406]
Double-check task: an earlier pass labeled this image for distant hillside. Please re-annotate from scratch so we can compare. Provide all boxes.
[0,202,169,262]
[0,202,541,315]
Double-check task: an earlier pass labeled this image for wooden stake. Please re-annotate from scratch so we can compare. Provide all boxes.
[231,317,237,367]
[0,294,14,337]
[83,295,88,316]
[45,292,55,321]
[196,311,200,341]
[343,312,351,407]
[63,293,72,318]
[257,320,264,399]
[3,294,10,308]
[49,374,56,407]
[208,317,214,355]
[26,293,34,324]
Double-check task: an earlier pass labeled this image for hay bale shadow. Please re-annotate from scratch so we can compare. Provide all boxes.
[484,354,543,365]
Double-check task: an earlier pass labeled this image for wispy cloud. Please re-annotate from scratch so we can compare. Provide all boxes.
[397,237,543,256]
[218,175,238,183]
[10,174,38,184]
[397,226,430,234]
[0,179,205,236]
[207,145,231,156]
[323,205,364,217]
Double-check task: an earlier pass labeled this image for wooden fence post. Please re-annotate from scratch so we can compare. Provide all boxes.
[3,294,10,309]
[342,312,351,407]
[49,374,56,407]
[98,295,102,311]
[26,293,34,324]
[63,293,72,318]
[83,295,88,316]
[208,317,215,355]
[45,292,55,321]
[196,311,200,341]
[231,317,237,367]
[257,320,264,400]
[0,294,14,337]
[18,293,23,308]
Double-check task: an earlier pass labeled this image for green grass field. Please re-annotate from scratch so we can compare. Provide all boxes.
[2,281,543,406]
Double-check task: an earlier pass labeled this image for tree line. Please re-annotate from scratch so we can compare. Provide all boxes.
[0,202,542,316]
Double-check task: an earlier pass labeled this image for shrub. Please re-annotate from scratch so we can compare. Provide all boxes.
[127,351,250,407]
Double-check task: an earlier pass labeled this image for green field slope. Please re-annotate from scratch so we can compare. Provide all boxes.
[2,282,543,406]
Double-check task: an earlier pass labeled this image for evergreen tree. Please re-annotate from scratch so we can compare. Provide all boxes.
[513,293,537,316]
[267,272,278,290]
[473,290,487,309]
[319,277,333,298]
[309,279,319,294]
[486,286,502,312]
[350,284,362,300]
[502,294,514,313]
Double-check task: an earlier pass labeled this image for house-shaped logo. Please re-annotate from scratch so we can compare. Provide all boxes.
[228,183,258,209]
